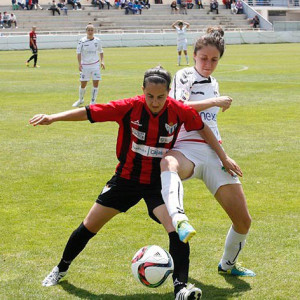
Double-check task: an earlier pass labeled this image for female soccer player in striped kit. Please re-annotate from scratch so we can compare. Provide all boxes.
[72,24,105,107]
[160,27,256,277]
[30,66,241,299]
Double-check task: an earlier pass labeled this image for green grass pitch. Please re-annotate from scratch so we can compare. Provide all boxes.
[0,43,299,299]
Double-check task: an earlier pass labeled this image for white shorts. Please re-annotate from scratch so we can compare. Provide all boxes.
[80,65,101,82]
[172,141,241,195]
[177,40,187,52]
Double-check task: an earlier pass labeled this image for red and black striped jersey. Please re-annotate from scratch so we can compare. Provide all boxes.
[29,31,37,47]
[86,95,204,184]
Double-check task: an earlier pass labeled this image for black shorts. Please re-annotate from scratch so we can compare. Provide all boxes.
[96,175,164,223]
[30,46,38,54]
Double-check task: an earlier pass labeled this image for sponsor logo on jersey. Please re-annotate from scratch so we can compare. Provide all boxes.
[165,123,178,134]
[131,142,167,158]
[131,127,145,141]
[131,120,142,127]
[200,111,217,122]
[159,135,174,144]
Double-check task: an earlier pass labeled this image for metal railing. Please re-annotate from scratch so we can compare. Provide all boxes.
[245,0,299,7]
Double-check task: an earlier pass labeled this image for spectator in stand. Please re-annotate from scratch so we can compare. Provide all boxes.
[224,0,231,9]
[187,0,194,9]
[48,0,61,15]
[134,0,142,13]
[10,13,18,28]
[250,15,260,28]
[74,0,82,9]
[125,0,137,14]
[12,0,19,10]
[231,0,238,14]
[97,0,105,9]
[58,0,68,14]
[177,0,187,15]
[3,12,11,28]
[195,0,204,9]
[114,0,121,8]
[120,0,126,8]
[171,0,179,13]
[208,0,219,14]
[26,0,34,10]
[142,0,150,8]
[67,0,77,9]
[33,0,43,10]
[236,0,243,14]
[104,0,112,9]
[18,0,25,9]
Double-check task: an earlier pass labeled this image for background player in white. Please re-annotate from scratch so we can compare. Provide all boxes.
[161,27,256,277]
[72,24,105,107]
[172,20,190,66]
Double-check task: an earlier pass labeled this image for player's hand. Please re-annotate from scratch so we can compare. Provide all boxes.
[101,62,105,70]
[215,96,232,112]
[221,156,243,177]
[29,114,53,126]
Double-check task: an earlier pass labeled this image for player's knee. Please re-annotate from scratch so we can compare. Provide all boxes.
[235,215,251,234]
[160,155,179,172]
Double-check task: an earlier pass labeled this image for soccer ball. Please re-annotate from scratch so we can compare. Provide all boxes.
[131,245,174,288]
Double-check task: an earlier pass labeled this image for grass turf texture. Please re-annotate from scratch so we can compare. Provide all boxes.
[0,43,299,299]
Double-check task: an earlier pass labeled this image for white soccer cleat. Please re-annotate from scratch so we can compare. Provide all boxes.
[42,266,67,287]
[175,284,202,300]
[90,100,96,105]
[72,99,84,107]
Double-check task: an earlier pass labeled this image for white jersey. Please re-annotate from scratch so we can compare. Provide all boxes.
[169,66,221,142]
[76,36,103,66]
[175,26,187,43]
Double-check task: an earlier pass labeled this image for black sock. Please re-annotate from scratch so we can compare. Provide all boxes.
[34,54,37,66]
[28,55,35,62]
[169,231,189,295]
[57,222,96,272]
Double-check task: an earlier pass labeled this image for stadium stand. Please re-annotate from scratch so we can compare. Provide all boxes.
[0,1,258,34]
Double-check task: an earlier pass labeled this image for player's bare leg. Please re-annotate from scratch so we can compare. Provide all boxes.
[216,184,255,276]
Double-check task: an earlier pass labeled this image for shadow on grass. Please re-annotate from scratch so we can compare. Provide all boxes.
[60,275,251,299]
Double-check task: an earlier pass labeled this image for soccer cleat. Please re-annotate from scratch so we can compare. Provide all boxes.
[42,266,67,287]
[90,100,96,105]
[177,221,196,243]
[218,263,256,277]
[26,61,29,67]
[34,65,40,68]
[175,284,202,300]
[72,99,84,107]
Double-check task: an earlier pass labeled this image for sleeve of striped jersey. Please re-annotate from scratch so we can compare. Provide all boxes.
[181,104,204,132]
[86,99,133,123]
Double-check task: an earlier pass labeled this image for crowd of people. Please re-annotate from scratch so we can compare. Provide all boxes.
[0,11,17,28]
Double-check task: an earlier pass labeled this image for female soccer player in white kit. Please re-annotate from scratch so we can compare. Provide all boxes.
[72,24,105,107]
[172,20,190,66]
[161,27,256,277]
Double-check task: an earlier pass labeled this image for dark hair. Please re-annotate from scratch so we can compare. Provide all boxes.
[194,27,225,58]
[178,22,183,26]
[143,66,171,90]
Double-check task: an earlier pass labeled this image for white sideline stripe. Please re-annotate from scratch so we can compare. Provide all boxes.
[217,64,249,74]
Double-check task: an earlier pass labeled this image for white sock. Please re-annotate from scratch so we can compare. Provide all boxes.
[220,226,247,270]
[161,171,188,229]
[185,55,189,64]
[79,86,86,102]
[91,87,99,103]
[178,55,181,65]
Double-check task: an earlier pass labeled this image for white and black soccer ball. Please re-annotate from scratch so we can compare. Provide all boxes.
[131,245,174,288]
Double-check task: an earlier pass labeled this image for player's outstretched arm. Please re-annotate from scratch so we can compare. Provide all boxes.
[188,96,232,112]
[29,107,88,126]
[199,124,243,177]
